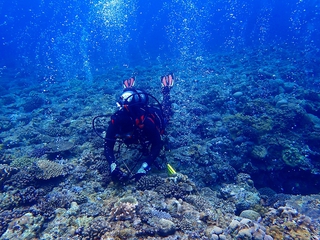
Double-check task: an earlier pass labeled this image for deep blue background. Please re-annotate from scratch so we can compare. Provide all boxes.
[0,0,319,82]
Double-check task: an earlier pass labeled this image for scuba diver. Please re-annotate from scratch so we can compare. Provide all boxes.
[93,74,174,182]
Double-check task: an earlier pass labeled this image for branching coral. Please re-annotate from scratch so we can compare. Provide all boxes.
[136,175,165,191]
[81,216,110,239]
[110,202,137,221]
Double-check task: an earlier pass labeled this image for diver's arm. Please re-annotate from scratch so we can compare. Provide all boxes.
[131,118,163,181]
[104,124,117,165]
[104,123,129,181]
[144,119,163,165]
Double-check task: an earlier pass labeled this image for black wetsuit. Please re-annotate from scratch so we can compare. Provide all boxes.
[104,87,171,168]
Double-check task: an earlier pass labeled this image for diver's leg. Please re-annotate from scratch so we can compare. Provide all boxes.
[162,85,172,124]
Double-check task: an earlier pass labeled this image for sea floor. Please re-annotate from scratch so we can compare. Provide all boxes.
[0,45,320,239]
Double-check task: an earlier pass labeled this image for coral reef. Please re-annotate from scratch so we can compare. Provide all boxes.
[1,170,320,239]
[1,47,320,239]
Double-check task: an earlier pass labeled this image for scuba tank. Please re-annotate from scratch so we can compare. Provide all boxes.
[117,89,149,108]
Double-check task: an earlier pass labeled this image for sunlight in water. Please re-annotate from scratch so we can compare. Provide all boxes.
[94,0,135,29]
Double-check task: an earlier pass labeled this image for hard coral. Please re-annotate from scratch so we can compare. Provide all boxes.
[155,182,188,199]
[140,206,173,228]
[45,140,74,154]
[0,209,27,237]
[184,195,212,211]
[81,216,110,239]
[34,191,71,220]
[18,186,46,205]
[220,183,260,212]
[34,160,67,180]
[108,227,136,239]
[4,170,36,188]
[227,217,273,240]
[267,193,291,208]
[0,191,21,211]
[149,208,172,220]
[29,147,51,158]
[0,164,18,189]
[1,213,44,239]
[258,187,277,201]
[136,175,165,191]
[155,173,197,199]
[177,211,206,232]
[80,202,103,217]
[73,192,88,204]
[110,202,137,221]
[251,145,268,160]
[10,156,38,169]
[157,218,176,237]
[281,147,305,167]
[262,206,318,239]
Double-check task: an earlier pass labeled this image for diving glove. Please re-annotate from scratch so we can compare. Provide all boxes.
[110,163,117,172]
[131,162,150,181]
[110,163,129,182]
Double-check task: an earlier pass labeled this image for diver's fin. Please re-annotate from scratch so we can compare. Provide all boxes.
[161,73,174,88]
[123,77,135,88]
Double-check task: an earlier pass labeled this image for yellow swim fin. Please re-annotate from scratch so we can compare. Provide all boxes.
[167,163,177,175]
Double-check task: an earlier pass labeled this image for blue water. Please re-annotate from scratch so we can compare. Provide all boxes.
[1,0,319,82]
